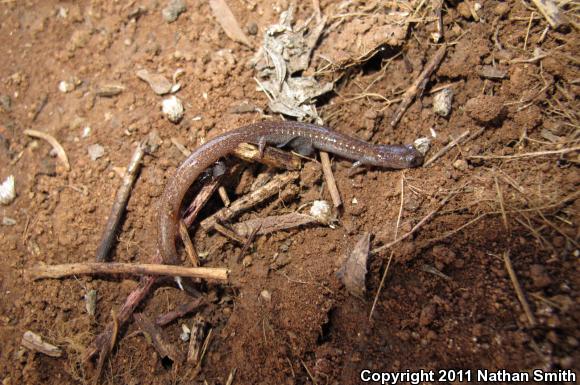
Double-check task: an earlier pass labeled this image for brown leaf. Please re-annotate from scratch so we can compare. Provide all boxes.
[336,233,370,298]
[209,0,251,47]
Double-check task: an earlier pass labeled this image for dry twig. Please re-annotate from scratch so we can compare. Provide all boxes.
[423,130,471,167]
[200,172,300,230]
[155,298,205,326]
[24,129,70,171]
[531,0,566,28]
[234,142,302,170]
[26,262,229,281]
[502,251,537,327]
[468,146,580,160]
[96,142,146,262]
[369,175,404,320]
[320,151,342,207]
[390,45,446,128]
[233,212,319,237]
[371,190,455,255]
[179,220,200,266]
[135,313,183,364]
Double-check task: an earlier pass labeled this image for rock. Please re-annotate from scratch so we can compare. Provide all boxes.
[246,22,258,35]
[242,255,253,267]
[453,159,468,171]
[162,0,186,23]
[95,84,125,97]
[260,289,271,302]
[2,217,16,226]
[162,96,184,123]
[0,175,16,205]
[464,95,504,124]
[310,200,332,224]
[136,69,172,95]
[433,88,453,117]
[58,80,75,93]
[87,144,105,160]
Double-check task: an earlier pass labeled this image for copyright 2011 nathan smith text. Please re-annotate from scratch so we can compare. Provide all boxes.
[359,368,577,384]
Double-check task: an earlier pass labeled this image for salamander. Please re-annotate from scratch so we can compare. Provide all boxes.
[158,121,423,265]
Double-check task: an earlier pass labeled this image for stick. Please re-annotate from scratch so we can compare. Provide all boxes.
[214,222,246,244]
[423,130,471,167]
[26,262,229,281]
[200,172,300,230]
[320,151,342,207]
[390,45,446,128]
[93,310,118,385]
[187,315,206,364]
[96,142,146,262]
[236,224,261,262]
[86,258,159,362]
[183,174,224,227]
[179,220,200,266]
[24,129,70,171]
[369,175,404,320]
[371,191,455,255]
[234,142,302,170]
[494,175,509,232]
[155,298,205,326]
[530,0,566,29]
[469,146,580,160]
[135,313,183,364]
[232,212,318,237]
[502,251,537,327]
[31,94,48,122]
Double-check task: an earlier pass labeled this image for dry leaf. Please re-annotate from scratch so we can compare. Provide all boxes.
[209,0,251,47]
[336,233,370,298]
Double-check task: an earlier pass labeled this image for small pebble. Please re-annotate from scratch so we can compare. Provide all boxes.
[162,0,186,23]
[242,255,253,267]
[413,137,431,156]
[260,289,271,302]
[162,96,184,123]
[180,324,191,342]
[2,217,16,226]
[453,159,468,171]
[433,88,453,117]
[87,144,105,160]
[58,80,75,93]
[0,175,16,205]
[246,22,258,35]
[82,126,91,138]
[310,200,332,224]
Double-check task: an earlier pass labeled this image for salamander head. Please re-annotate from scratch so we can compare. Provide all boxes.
[371,144,424,169]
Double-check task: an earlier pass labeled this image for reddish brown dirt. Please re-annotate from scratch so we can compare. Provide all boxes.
[0,1,578,384]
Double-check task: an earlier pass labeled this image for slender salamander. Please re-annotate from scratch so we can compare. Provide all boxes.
[158,121,423,265]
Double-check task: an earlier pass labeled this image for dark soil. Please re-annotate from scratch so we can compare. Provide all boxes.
[0,1,578,384]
